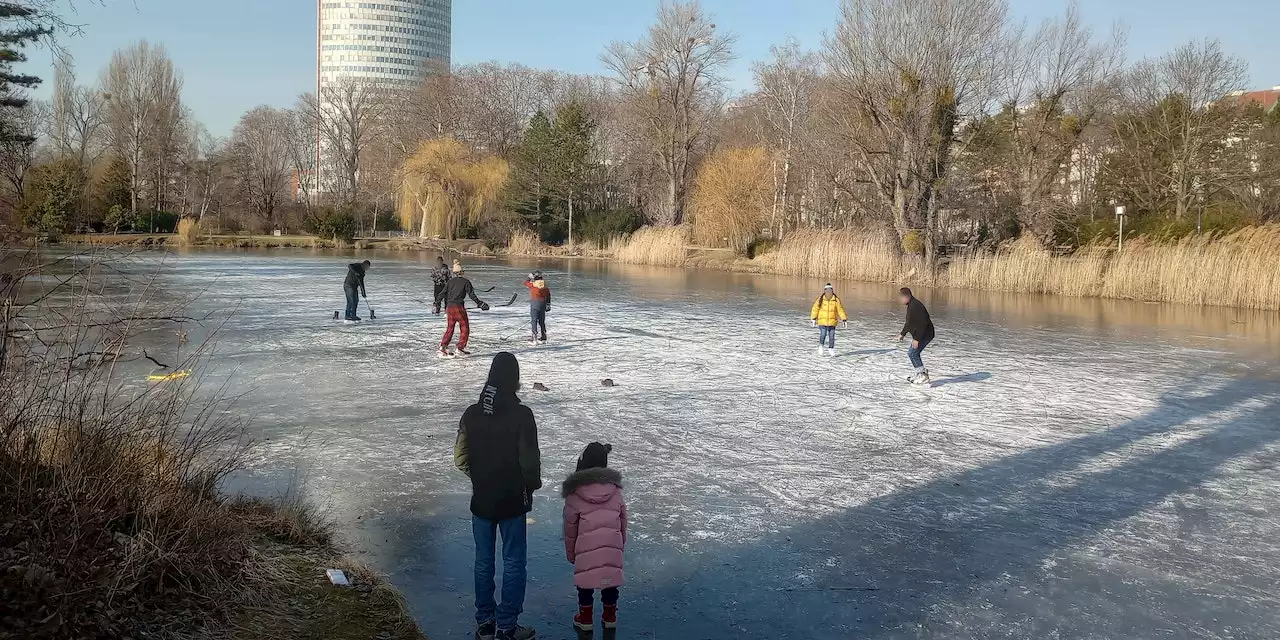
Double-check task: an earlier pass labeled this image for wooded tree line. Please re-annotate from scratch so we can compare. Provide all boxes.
[3,0,1277,259]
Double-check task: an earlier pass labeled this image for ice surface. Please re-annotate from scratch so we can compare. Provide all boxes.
[112,250,1279,639]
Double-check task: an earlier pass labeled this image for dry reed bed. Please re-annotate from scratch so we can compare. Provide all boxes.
[611,225,691,267]
[946,226,1280,309]
[756,228,916,282]
[606,224,1280,309]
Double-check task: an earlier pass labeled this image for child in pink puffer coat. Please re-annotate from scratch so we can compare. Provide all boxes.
[562,442,627,632]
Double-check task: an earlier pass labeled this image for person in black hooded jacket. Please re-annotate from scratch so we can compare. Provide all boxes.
[342,260,370,321]
[454,352,541,640]
[897,287,936,384]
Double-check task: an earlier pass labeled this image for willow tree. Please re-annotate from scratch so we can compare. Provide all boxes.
[398,137,508,240]
[690,146,771,252]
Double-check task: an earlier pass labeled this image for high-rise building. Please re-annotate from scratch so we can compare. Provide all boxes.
[317,0,451,89]
[313,1,450,202]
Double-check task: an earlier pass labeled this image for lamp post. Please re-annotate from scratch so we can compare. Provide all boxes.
[1115,205,1127,252]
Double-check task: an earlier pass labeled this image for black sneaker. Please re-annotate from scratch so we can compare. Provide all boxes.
[475,620,496,640]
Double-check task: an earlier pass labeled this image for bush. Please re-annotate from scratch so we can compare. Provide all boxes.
[130,210,178,234]
[901,230,925,255]
[746,236,778,259]
[103,205,128,234]
[576,207,644,248]
[308,208,357,242]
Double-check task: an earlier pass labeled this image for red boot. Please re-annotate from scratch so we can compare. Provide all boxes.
[573,604,593,632]
[602,604,618,629]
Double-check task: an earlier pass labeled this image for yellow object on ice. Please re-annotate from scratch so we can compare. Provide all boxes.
[147,370,192,382]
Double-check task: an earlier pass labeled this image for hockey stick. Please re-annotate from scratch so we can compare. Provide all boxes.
[471,293,518,310]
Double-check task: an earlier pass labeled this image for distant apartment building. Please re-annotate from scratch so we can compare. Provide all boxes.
[1227,86,1280,114]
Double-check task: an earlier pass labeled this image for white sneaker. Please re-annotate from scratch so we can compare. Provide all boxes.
[527,339,538,346]
[826,349,836,357]
[818,346,826,356]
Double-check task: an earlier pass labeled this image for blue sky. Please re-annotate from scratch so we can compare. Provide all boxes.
[22,0,1280,137]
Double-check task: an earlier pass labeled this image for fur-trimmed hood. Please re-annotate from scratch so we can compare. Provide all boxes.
[561,467,622,499]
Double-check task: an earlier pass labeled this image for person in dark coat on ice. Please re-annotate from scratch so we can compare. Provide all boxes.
[897,287,935,385]
[430,256,452,314]
[440,261,488,357]
[454,352,542,640]
[342,260,370,321]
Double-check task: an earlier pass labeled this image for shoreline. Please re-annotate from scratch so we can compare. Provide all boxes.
[55,229,1280,311]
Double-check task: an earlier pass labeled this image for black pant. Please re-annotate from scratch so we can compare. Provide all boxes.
[578,587,618,607]
[432,283,446,314]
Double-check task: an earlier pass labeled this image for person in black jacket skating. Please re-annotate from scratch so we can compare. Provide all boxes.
[897,287,935,385]
[429,256,451,314]
[439,261,488,357]
[342,260,370,321]
[454,352,542,640]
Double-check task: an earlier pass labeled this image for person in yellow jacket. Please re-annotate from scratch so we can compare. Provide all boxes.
[810,283,848,356]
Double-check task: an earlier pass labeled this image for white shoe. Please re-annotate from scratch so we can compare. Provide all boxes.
[826,349,836,357]
[528,339,538,346]
[818,346,826,356]
[916,371,931,385]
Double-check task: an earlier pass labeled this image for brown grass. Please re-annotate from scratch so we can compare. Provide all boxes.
[946,225,1280,309]
[943,236,1109,297]
[1,247,426,639]
[507,229,549,256]
[611,225,690,267]
[756,228,920,283]
[176,218,203,246]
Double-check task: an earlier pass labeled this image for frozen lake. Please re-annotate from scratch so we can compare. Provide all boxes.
[110,249,1280,639]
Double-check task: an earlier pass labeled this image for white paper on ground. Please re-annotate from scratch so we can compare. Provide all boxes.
[325,569,350,586]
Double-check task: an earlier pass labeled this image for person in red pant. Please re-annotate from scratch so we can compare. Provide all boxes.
[439,261,488,357]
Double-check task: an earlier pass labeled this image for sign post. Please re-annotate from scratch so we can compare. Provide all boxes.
[1115,205,1127,253]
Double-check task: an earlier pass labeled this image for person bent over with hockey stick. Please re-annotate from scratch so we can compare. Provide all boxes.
[343,260,371,321]
[523,270,551,346]
[440,261,488,357]
[897,287,936,385]
[810,283,848,356]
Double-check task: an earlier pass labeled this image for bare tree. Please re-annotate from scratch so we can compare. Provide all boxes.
[0,100,46,215]
[301,76,384,205]
[603,0,735,225]
[102,40,183,219]
[751,40,821,236]
[824,0,1008,267]
[1108,39,1249,220]
[994,4,1125,239]
[281,107,315,212]
[228,106,291,231]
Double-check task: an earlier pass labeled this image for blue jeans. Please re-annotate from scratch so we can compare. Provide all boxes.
[473,514,528,630]
[530,305,546,340]
[818,325,836,349]
[344,285,360,320]
[907,337,931,370]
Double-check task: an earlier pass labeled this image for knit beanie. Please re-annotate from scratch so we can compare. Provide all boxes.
[452,259,463,274]
[576,442,612,471]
